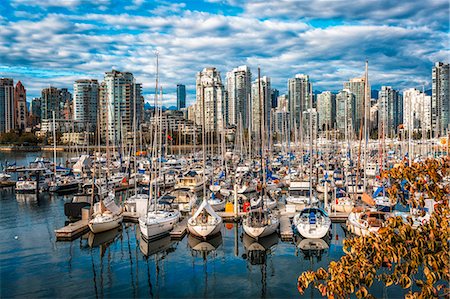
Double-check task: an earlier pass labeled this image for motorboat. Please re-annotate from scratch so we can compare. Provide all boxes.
[285,181,319,211]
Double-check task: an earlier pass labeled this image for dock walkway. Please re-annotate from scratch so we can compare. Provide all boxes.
[55,220,89,241]
[170,217,188,240]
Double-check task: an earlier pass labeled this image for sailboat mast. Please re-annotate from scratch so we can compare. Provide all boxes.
[200,72,207,199]
[258,68,266,189]
[363,60,369,192]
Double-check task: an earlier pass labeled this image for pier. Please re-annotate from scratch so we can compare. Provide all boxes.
[170,217,188,239]
[279,215,294,241]
[55,220,90,241]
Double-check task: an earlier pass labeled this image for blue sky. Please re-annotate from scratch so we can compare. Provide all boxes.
[0,0,448,106]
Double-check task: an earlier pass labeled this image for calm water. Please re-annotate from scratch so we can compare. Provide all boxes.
[0,152,403,298]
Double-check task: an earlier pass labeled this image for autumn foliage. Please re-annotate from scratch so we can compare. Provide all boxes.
[297,157,450,298]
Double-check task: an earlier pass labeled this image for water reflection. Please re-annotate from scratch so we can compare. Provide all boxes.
[139,234,175,258]
[242,233,278,298]
[88,227,122,254]
[188,233,223,259]
[296,236,330,262]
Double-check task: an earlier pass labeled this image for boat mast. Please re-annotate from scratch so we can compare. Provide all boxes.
[258,68,266,199]
[309,86,313,203]
[200,72,207,200]
[52,110,57,179]
[363,60,369,192]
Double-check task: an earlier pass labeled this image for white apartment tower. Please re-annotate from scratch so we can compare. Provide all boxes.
[226,65,251,128]
[251,76,271,135]
[73,79,99,131]
[195,67,225,132]
[288,74,312,132]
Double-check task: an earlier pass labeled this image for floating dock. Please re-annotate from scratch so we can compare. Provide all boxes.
[279,215,294,241]
[55,220,89,241]
[123,211,139,223]
[329,212,349,223]
[170,217,188,240]
[216,211,244,222]
[0,181,16,188]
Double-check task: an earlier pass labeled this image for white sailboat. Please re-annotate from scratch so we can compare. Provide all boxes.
[187,67,223,240]
[294,207,331,239]
[89,192,123,234]
[242,67,279,240]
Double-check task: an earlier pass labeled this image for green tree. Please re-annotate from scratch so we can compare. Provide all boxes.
[297,157,450,298]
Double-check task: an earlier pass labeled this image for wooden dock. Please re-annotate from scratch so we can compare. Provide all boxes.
[123,211,139,223]
[279,215,294,241]
[329,212,349,223]
[216,211,245,222]
[170,217,188,239]
[55,220,89,241]
[0,181,16,188]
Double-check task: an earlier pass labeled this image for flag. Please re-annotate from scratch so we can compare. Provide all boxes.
[167,135,172,141]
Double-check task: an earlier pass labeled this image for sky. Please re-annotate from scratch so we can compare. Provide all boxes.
[0,0,448,107]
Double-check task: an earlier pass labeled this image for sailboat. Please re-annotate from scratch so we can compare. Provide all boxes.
[187,66,223,240]
[294,84,331,239]
[242,67,279,240]
[139,55,181,240]
[89,192,123,234]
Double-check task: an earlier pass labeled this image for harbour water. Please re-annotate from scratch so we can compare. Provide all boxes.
[1,152,406,298]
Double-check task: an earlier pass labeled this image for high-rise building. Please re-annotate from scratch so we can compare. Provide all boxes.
[251,76,271,134]
[177,84,186,110]
[14,81,27,131]
[403,88,431,133]
[273,94,289,138]
[225,65,251,127]
[40,87,72,121]
[0,78,14,133]
[271,88,279,109]
[431,62,449,136]
[29,98,41,127]
[317,91,336,131]
[288,74,312,132]
[195,67,225,132]
[73,79,99,131]
[378,86,402,137]
[344,77,370,133]
[336,89,356,138]
[99,70,143,144]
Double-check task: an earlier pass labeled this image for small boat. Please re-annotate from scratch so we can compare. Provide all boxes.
[139,209,180,240]
[316,179,332,193]
[208,192,226,211]
[49,176,81,193]
[187,199,223,239]
[250,194,277,210]
[346,207,388,236]
[331,188,354,213]
[294,207,331,239]
[242,206,279,239]
[285,181,319,211]
[89,192,123,234]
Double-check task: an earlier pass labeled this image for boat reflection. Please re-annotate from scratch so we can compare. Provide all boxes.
[139,234,176,259]
[88,227,122,256]
[296,236,330,261]
[242,232,278,265]
[188,232,223,259]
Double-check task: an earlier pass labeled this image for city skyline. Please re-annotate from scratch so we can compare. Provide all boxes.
[0,0,448,106]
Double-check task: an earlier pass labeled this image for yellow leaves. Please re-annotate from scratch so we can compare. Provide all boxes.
[355,286,368,298]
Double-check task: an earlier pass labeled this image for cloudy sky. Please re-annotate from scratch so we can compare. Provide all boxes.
[0,0,448,106]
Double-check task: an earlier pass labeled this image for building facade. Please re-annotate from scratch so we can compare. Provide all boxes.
[343,77,370,133]
[195,67,225,132]
[99,70,143,144]
[336,89,356,138]
[176,84,186,110]
[378,86,402,137]
[225,65,251,128]
[403,88,431,133]
[0,78,14,133]
[14,81,27,131]
[251,76,271,135]
[29,98,41,128]
[41,87,72,121]
[431,62,449,136]
[317,91,336,131]
[73,79,99,131]
[288,74,312,132]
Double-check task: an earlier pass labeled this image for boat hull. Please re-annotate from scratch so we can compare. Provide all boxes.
[89,214,123,234]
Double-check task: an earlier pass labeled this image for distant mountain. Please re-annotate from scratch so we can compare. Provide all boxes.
[144,102,178,111]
